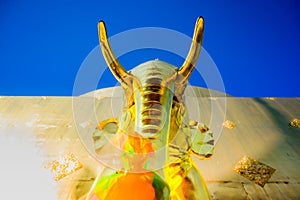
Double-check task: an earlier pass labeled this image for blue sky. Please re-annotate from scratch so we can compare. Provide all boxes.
[0,0,299,97]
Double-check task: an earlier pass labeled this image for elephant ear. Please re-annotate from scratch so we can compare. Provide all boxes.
[189,120,214,160]
[92,118,125,168]
[92,118,118,153]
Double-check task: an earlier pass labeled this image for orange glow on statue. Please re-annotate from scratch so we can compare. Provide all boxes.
[86,17,214,200]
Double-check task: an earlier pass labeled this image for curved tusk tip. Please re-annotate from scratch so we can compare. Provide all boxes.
[196,16,204,26]
[194,17,204,38]
[197,16,204,22]
[98,20,108,41]
[98,20,106,29]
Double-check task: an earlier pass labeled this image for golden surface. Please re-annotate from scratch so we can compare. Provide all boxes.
[1,92,300,199]
[233,156,276,187]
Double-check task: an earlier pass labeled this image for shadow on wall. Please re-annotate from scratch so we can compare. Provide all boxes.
[252,98,300,181]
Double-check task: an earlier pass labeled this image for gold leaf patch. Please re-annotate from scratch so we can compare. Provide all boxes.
[233,156,275,187]
[223,120,236,129]
[289,118,300,128]
[45,153,83,181]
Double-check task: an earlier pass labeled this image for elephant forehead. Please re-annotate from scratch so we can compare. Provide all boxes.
[130,60,178,82]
